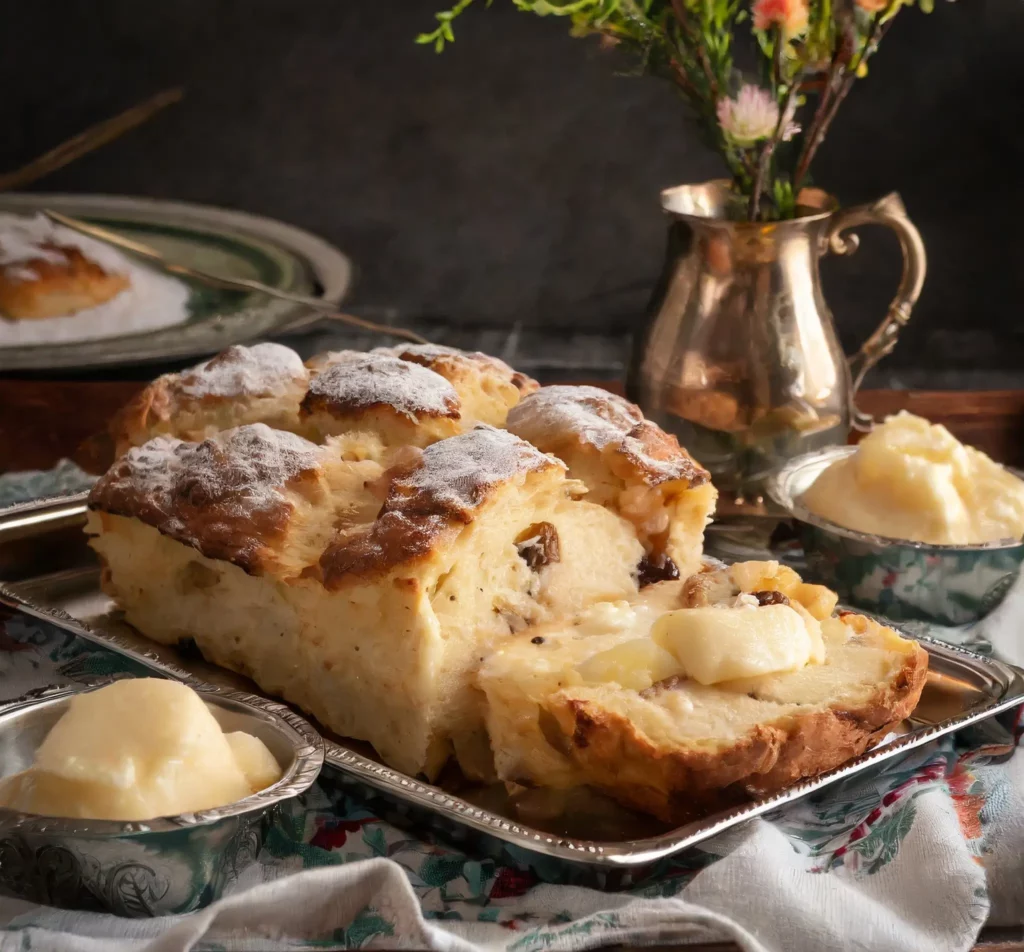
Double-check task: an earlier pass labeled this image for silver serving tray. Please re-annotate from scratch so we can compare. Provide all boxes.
[2,493,1023,872]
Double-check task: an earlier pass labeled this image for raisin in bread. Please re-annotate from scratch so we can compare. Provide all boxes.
[506,385,715,578]
[479,560,928,822]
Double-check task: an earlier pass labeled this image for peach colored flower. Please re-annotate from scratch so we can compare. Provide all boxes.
[953,794,985,842]
[855,0,891,11]
[717,85,800,148]
[752,0,809,37]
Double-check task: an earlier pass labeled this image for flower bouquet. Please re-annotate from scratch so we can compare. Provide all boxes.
[419,0,943,222]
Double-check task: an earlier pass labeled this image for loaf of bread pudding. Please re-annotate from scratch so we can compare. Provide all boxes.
[89,342,925,814]
[89,343,717,781]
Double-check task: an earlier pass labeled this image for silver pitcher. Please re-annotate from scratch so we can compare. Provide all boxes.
[627,180,926,498]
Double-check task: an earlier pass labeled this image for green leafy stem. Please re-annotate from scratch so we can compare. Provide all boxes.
[417,0,943,221]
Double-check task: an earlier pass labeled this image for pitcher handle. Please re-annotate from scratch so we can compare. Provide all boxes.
[827,192,927,432]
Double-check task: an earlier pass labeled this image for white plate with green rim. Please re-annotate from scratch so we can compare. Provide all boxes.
[0,193,352,371]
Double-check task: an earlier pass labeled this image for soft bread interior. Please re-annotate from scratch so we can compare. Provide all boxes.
[479,565,927,819]
[302,405,463,456]
[87,460,643,780]
[505,387,717,575]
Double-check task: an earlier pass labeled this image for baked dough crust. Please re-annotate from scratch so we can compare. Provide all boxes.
[507,385,716,575]
[315,425,561,587]
[110,343,540,464]
[109,343,310,457]
[375,343,539,407]
[479,561,928,822]
[300,350,463,450]
[0,245,129,321]
[554,643,926,822]
[96,345,878,815]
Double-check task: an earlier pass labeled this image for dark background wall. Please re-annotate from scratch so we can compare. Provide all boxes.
[1,0,1019,383]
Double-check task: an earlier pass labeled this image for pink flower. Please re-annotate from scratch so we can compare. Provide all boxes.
[752,0,809,36]
[856,0,891,10]
[717,85,800,148]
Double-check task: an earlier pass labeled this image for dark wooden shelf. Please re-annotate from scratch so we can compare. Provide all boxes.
[3,379,1024,475]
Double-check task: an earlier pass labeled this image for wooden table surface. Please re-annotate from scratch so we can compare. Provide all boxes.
[1,377,1022,951]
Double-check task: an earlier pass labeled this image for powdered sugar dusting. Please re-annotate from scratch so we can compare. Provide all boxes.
[507,385,707,486]
[175,343,308,399]
[0,213,132,275]
[377,342,513,374]
[90,423,324,568]
[376,343,468,361]
[317,425,564,584]
[507,385,644,451]
[305,351,460,421]
[375,342,537,391]
[193,423,322,491]
[92,435,181,511]
[393,425,561,514]
[0,214,190,347]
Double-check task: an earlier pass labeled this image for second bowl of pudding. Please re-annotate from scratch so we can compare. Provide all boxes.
[0,679,324,917]
[770,445,1024,626]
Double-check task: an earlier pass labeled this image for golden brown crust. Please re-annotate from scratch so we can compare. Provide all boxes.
[88,424,326,575]
[300,351,461,424]
[679,568,717,607]
[506,385,710,489]
[379,343,540,396]
[0,245,130,320]
[111,383,175,454]
[318,425,560,588]
[174,343,308,400]
[551,643,929,823]
[108,344,309,455]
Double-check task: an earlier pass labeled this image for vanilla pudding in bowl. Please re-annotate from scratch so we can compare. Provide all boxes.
[0,679,323,917]
[801,412,1024,547]
[769,414,1024,625]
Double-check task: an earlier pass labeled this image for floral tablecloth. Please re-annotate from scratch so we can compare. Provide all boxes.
[0,464,1022,952]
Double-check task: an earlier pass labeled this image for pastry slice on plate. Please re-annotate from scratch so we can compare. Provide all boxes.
[0,214,130,321]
